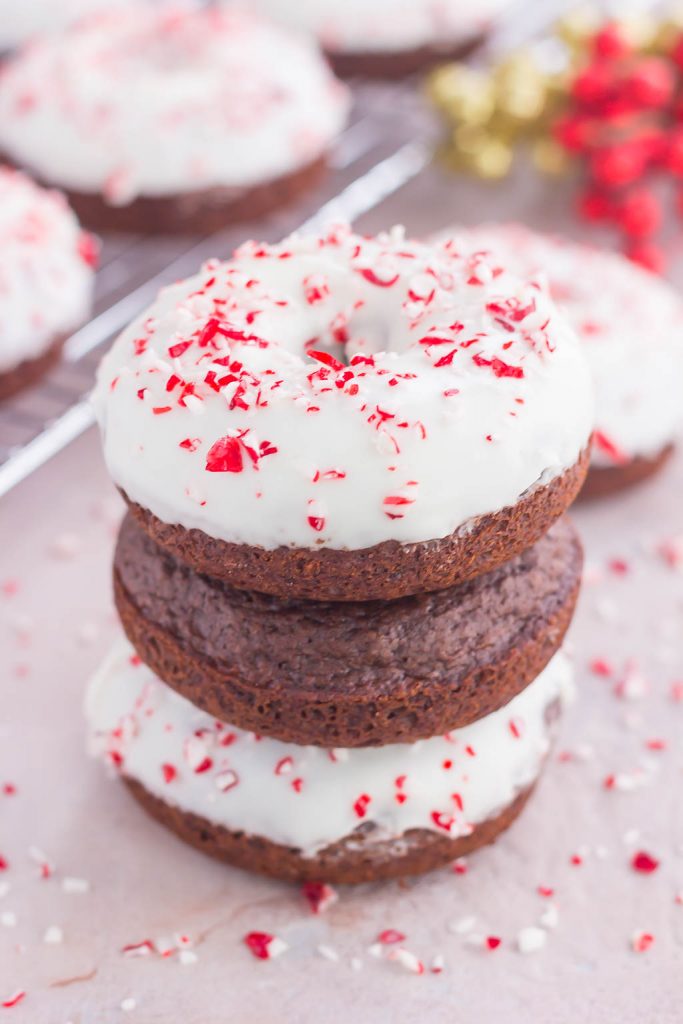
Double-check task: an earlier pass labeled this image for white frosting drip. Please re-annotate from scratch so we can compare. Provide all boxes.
[235,0,514,54]
[93,225,593,551]
[0,6,349,201]
[86,640,572,855]
[0,167,95,374]
[448,224,683,467]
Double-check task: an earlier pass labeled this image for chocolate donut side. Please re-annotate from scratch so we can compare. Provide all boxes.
[113,513,582,746]
[0,155,327,236]
[580,444,674,501]
[123,777,536,884]
[0,332,67,401]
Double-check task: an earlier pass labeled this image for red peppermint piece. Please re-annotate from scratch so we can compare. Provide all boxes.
[302,881,338,915]
[431,811,455,833]
[205,436,243,473]
[308,349,345,372]
[486,936,502,950]
[243,931,287,961]
[632,851,659,874]
[472,353,524,379]
[377,929,406,945]
[1,991,25,1009]
[593,430,628,465]
[161,764,177,784]
[275,756,293,776]
[353,794,371,819]
[632,931,654,953]
[168,340,192,359]
[77,232,99,268]
[508,717,524,739]
[358,268,400,288]
[179,437,200,452]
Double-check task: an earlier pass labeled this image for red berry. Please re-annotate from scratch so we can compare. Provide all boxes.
[670,33,683,71]
[591,142,647,187]
[617,188,662,237]
[624,58,675,109]
[662,129,683,175]
[593,22,631,60]
[625,240,665,274]
[553,114,592,153]
[571,62,616,107]
[577,188,615,222]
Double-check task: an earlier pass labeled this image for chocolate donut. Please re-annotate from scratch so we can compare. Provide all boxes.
[113,512,582,746]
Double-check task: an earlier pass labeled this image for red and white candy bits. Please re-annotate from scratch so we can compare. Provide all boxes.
[93,224,593,552]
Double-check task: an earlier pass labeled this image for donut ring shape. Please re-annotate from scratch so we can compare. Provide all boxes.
[94,225,593,595]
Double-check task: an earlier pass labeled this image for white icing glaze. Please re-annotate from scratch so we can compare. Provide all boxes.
[446,224,683,466]
[86,639,572,855]
[0,0,133,50]
[0,167,95,374]
[0,6,349,201]
[93,225,593,551]
[234,0,514,55]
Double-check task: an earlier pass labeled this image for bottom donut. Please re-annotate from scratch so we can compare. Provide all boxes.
[86,641,573,884]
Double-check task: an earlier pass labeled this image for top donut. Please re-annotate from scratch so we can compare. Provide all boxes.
[0,5,349,231]
[94,226,593,599]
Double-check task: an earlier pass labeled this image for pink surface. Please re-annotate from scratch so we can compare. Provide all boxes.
[1,166,682,1022]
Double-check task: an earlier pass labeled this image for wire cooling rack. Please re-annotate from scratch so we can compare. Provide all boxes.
[0,0,564,498]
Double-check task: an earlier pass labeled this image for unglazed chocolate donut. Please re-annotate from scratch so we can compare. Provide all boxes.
[93,225,593,600]
[445,223,683,496]
[0,6,349,233]
[113,512,582,747]
[0,167,96,400]
[86,640,573,884]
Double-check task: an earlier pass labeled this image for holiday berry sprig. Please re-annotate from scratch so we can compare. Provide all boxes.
[428,8,683,271]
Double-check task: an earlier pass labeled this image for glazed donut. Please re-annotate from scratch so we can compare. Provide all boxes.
[0,6,349,233]
[0,167,96,400]
[86,639,573,884]
[237,0,515,77]
[93,225,593,600]
[446,223,683,496]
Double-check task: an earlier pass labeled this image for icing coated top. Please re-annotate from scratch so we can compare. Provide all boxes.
[86,640,572,855]
[0,167,96,374]
[240,0,514,54]
[0,6,349,202]
[450,224,683,467]
[93,225,593,552]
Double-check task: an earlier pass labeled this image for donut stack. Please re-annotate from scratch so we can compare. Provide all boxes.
[87,226,594,883]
